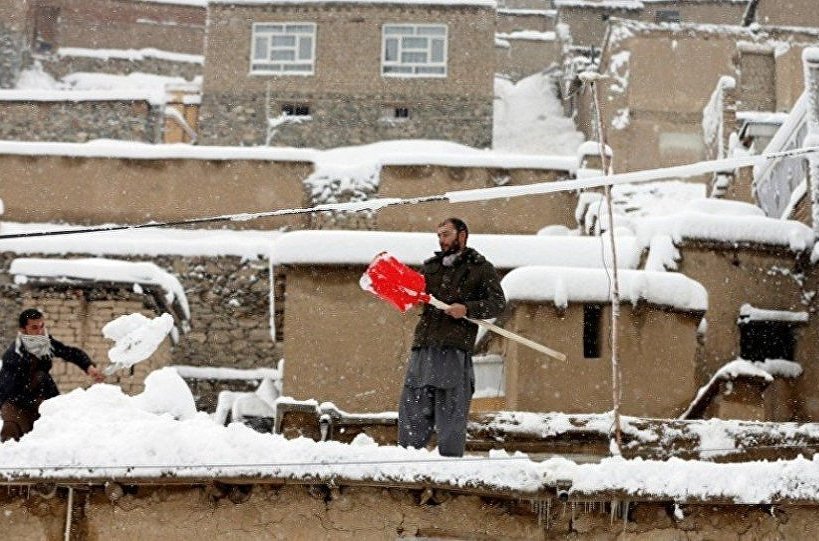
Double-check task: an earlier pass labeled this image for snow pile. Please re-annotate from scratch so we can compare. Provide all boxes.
[133,367,197,420]
[494,73,585,156]
[501,267,708,311]
[738,304,809,323]
[10,258,190,320]
[103,313,175,374]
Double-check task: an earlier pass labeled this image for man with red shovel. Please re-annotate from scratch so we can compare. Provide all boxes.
[398,218,505,457]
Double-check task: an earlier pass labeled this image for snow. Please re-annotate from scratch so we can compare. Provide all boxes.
[210,0,495,5]
[496,8,556,16]
[554,0,642,9]
[495,31,556,42]
[270,230,642,269]
[0,222,281,259]
[58,47,204,64]
[10,257,190,320]
[103,313,175,374]
[493,73,585,156]
[738,304,809,323]
[501,267,708,311]
[132,367,197,420]
[172,365,282,381]
[2,381,819,503]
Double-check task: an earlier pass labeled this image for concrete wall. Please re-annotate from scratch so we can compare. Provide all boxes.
[0,100,160,143]
[495,37,561,81]
[7,483,819,540]
[376,166,575,233]
[755,0,819,28]
[281,266,415,412]
[674,243,810,380]
[199,3,495,148]
[39,54,202,80]
[501,302,701,417]
[0,153,311,228]
[28,0,205,55]
[596,24,815,173]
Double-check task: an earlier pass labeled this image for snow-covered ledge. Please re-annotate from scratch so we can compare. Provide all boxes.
[10,257,190,322]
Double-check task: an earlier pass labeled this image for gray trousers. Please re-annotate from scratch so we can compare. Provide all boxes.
[398,347,473,457]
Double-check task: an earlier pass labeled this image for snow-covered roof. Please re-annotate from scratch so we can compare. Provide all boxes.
[0,222,281,259]
[0,139,576,171]
[3,376,819,504]
[502,266,708,311]
[636,209,814,252]
[269,230,642,269]
[10,257,191,320]
[209,0,495,6]
[0,89,167,105]
[738,304,809,324]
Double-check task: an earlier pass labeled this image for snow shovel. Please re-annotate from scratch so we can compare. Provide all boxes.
[361,252,567,361]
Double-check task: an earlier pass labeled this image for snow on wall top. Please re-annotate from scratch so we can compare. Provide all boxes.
[554,0,642,9]
[209,0,495,7]
[608,17,819,39]
[502,266,708,311]
[636,207,814,252]
[0,222,281,259]
[0,139,576,171]
[269,230,642,269]
[58,47,204,65]
[10,257,191,320]
[138,0,207,5]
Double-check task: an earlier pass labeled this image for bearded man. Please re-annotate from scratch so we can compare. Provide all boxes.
[398,218,506,457]
[0,309,104,442]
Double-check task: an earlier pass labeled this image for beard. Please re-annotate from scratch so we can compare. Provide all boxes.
[440,238,462,256]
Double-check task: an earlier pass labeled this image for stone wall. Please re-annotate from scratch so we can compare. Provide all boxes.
[200,91,493,149]
[0,252,278,397]
[40,55,202,81]
[0,22,24,89]
[0,100,161,143]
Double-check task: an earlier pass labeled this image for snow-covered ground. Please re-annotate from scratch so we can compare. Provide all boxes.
[493,72,585,155]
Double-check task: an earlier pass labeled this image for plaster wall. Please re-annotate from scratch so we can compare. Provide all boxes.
[502,302,701,417]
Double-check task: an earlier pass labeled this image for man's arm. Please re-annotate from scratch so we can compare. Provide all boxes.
[463,263,506,320]
[50,338,104,382]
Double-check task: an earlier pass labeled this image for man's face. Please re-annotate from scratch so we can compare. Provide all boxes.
[21,317,46,336]
[437,223,465,255]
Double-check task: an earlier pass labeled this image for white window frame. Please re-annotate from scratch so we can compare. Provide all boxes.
[250,22,316,76]
[381,24,448,78]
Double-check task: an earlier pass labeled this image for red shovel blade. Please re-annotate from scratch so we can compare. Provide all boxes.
[360,252,429,312]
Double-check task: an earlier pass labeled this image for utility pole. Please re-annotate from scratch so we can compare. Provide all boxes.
[580,72,623,452]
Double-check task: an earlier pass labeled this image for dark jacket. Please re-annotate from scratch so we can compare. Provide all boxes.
[0,336,94,410]
[412,247,506,353]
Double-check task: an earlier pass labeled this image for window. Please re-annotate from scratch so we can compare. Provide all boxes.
[251,23,315,75]
[394,107,410,119]
[655,10,681,23]
[282,103,310,116]
[382,24,447,77]
[32,6,60,54]
[739,322,795,362]
[583,304,602,359]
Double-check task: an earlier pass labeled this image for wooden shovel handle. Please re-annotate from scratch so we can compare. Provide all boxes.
[427,296,567,361]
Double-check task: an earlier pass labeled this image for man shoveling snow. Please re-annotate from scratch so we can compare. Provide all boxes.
[102,313,175,375]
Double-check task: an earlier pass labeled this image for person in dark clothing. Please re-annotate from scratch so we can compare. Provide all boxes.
[398,218,506,457]
[0,309,104,442]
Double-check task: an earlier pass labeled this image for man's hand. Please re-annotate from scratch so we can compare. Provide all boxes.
[445,303,467,319]
[87,365,105,383]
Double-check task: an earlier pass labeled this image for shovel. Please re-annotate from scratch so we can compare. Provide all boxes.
[361,252,566,361]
